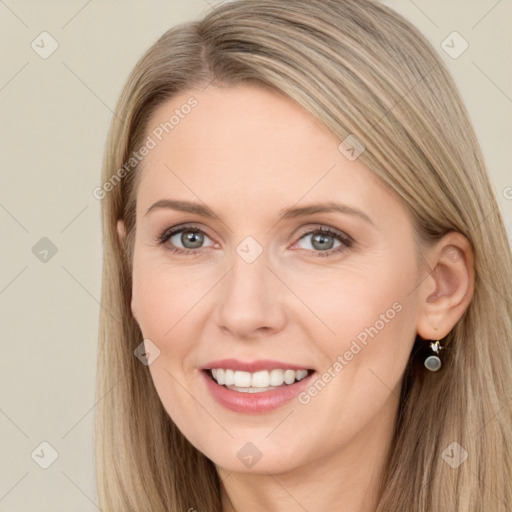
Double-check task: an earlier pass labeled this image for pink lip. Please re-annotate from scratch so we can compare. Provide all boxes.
[200,368,315,414]
[201,358,313,372]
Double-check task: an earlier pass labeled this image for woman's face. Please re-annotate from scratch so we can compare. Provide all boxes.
[127,83,424,474]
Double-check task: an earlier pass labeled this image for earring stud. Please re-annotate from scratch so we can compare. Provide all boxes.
[424,340,443,371]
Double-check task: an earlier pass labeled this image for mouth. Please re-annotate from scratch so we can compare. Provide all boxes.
[199,358,316,413]
[204,367,315,393]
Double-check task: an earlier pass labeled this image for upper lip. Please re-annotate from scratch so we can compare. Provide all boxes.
[201,358,314,372]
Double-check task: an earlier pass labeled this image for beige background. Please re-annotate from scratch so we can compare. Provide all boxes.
[0,1,510,510]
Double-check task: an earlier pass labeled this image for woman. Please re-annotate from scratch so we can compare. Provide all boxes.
[94,0,512,510]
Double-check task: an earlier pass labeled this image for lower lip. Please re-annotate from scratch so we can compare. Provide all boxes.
[201,370,315,414]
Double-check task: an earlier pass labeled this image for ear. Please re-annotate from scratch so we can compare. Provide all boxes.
[416,232,474,340]
[116,219,138,320]
[116,219,126,244]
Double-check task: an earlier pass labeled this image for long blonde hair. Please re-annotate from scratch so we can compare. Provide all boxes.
[95,1,512,510]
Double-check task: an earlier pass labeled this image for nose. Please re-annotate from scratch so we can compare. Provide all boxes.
[214,249,287,340]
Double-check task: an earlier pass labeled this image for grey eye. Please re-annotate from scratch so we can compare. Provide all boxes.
[170,230,210,249]
[298,231,342,251]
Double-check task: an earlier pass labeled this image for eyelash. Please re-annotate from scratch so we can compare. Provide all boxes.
[154,223,354,258]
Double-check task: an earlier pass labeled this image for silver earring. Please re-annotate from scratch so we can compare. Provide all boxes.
[424,340,443,371]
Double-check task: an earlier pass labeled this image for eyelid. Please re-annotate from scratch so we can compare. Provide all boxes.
[156,223,216,247]
[289,224,354,255]
[294,224,353,244]
[156,222,354,256]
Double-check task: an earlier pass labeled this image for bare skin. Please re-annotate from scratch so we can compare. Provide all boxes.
[117,83,474,512]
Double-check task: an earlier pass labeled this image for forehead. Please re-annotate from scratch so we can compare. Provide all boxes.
[136,83,395,222]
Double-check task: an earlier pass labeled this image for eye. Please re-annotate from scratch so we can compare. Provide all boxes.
[155,224,354,258]
[155,224,215,255]
[293,226,353,257]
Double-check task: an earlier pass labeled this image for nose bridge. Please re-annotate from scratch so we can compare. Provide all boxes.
[215,241,284,336]
[225,243,271,309]
[228,245,267,297]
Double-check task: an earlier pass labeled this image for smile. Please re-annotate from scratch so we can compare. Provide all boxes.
[210,368,310,392]
[201,364,316,413]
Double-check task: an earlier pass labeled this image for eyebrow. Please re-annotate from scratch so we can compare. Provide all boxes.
[144,199,373,225]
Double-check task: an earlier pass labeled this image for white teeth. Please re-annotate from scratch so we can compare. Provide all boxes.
[251,370,269,387]
[224,369,235,386]
[296,369,308,380]
[234,371,252,387]
[284,369,296,384]
[225,385,276,393]
[269,369,284,386]
[209,368,310,388]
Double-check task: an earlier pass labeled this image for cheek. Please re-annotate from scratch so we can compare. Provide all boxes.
[132,253,212,338]
[287,260,418,454]
[291,254,417,350]
[289,251,419,415]
[131,257,210,446]
[132,271,172,339]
